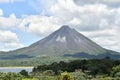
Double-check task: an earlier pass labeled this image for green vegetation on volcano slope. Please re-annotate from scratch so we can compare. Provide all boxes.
[0,56,77,67]
[0,51,119,67]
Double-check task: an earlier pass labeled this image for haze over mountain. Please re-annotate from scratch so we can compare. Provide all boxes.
[0,25,120,59]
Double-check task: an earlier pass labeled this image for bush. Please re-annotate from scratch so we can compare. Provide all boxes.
[0,72,24,80]
[71,70,87,80]
[43,70,55,76]
[111,65,120,77]
[20,70,29,77]
[58,72,74,80]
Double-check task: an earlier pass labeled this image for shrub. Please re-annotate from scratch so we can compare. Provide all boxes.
[20,70,29,77]
[58,72,74,80]
[43,70,55,76]
[111,65,120,77]
[71,70,87,80]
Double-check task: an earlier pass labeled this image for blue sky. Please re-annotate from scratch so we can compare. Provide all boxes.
[0,0,42,50]
[0,1,41,45]
[0,0,120,52]
[0,2,34,17]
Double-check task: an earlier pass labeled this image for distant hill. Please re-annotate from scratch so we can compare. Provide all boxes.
[0,25,120,60]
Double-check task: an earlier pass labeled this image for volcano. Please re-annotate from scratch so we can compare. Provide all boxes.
[0,25,120,59]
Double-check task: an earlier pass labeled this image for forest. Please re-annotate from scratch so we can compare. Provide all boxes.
[0,57,120,80]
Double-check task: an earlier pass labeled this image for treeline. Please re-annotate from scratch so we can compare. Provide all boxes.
[0,57,120,80]
[33,57,120,75]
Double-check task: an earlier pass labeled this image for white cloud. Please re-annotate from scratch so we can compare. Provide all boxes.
[0,11,23,51]
[50,0,116,31]
[19,15,61,36]
[74,0,120,7]
[0,13,21,29]
[68,18,81,25]
[0,30,24,51]
[0,0,120,52]
[17,0,120,52]
[0,9,3,16]
[24,0,120,52]
[0,0,9,3]
[29,0,57,13]
[4,42,24,49]
[0,30,18,43]
[93,37,120,51]
[82,29,120,52]
[27,0,112,35]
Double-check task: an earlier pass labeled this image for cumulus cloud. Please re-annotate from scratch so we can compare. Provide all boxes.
[0,13,21,29]
[50,0,117,31]
[0,9,23,51]
[93,37,120,51]
[82,29,120,50]
[0,0,120,52]
[0,30,24,51]
[19,15,61,36]
[4,42,24,49]
[0,30,18,43]
[21,0,119,52]
[74,0,120,7]
[22,0,112,35]
[0,9,3,16]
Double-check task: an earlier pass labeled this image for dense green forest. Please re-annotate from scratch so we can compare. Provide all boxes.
[0,57,120,80]
[33,57,120,75]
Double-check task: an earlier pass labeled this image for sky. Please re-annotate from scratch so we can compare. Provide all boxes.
[0,0,120,52]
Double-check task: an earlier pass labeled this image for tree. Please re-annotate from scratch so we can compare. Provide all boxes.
[0,72,24,80]
[71,70,87,80]
[111,65,120,77]
[20,70,29,77]
[43,70,55,76]
[58,72,74,80]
